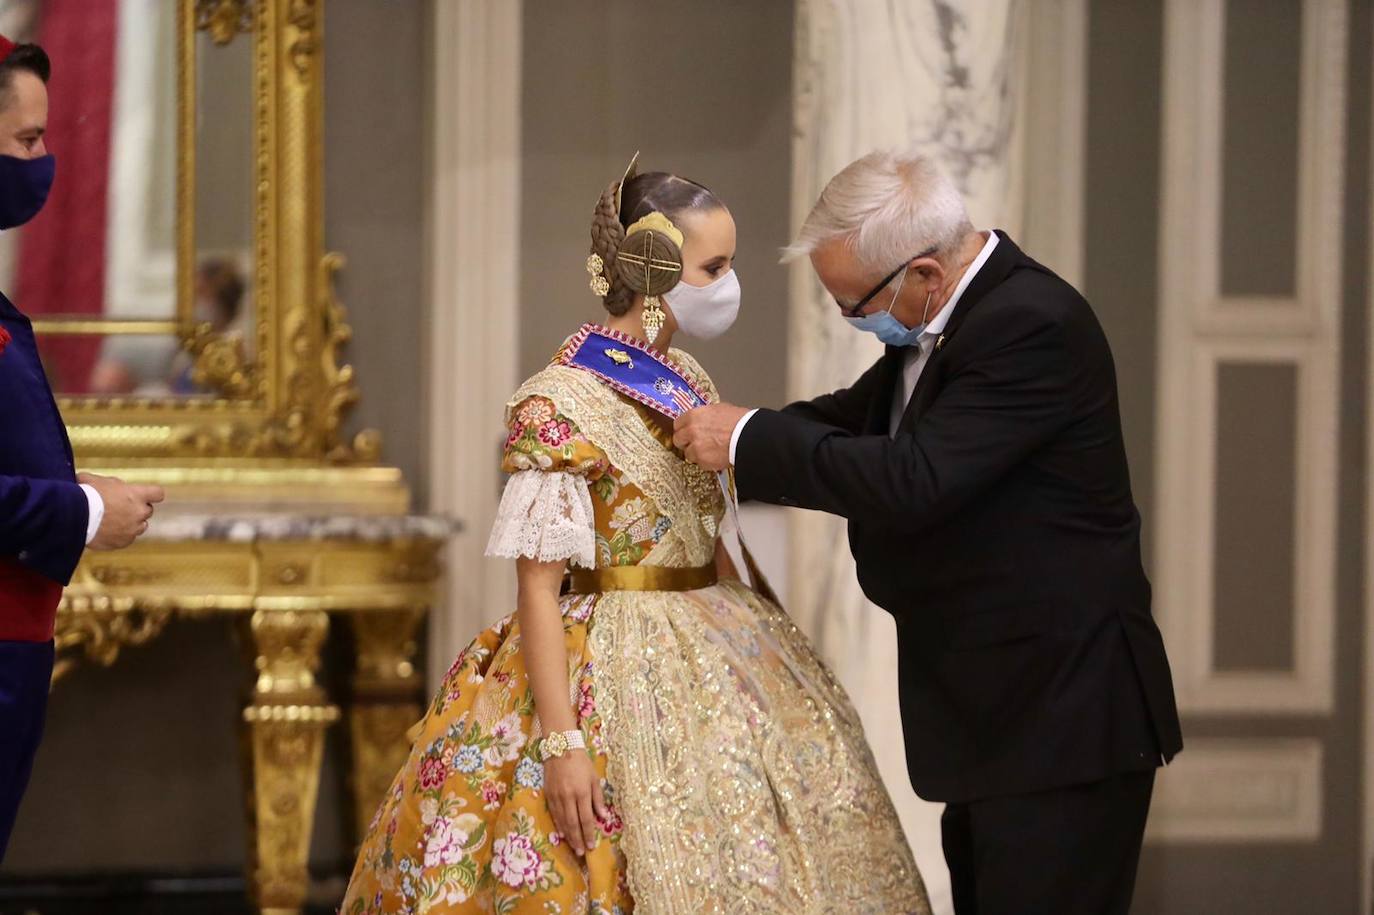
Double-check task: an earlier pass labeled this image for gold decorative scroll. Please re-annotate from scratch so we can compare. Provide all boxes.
[52,0,381,467]
[195,0,254,46]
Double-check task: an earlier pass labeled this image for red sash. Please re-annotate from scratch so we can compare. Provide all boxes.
[0,557,62,642]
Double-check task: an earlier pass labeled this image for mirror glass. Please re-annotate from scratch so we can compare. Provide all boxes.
[3,0,256,397]
[190,8,255,373]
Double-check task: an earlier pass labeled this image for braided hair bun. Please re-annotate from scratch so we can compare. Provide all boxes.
[589,179,633,314]
[615,220,684,297]
[588,166,723,317]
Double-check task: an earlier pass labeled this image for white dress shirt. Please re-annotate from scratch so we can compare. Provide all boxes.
[79,483,104,545]
[729,231,999,461]
[886,231,998,435]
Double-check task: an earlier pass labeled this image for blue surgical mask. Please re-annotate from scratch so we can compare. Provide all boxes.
[845,308,924,347]
[0,154,55,230]
[843,268,930,347]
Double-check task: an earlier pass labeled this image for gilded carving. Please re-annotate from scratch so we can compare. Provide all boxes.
[54,0,381,465]
[43,3,441,909]
[242,714,337,910]
[385,557,443,585]
[185,323,258,398]
[89,565,172,587]
[352,609,425,692]
[274,562,307,586]
[286,0,319,76]
[241,608,340,910]
[349,610,425,840]
[51,603,174,681]
[247,609,329,699]
[349,704,417,840]
[195,0,253,45]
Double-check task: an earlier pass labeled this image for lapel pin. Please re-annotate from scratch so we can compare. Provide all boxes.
[935,334,946,351]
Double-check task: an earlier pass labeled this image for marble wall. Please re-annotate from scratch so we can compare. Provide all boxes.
[785,3,1029,909]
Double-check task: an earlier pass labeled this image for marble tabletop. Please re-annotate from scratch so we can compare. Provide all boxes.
[144,513,460,543]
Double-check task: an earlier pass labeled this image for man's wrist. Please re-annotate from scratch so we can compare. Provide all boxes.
[79,483,105,546]
[728,408,760,465]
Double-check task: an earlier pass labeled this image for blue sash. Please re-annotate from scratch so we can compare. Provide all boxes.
[557,325,776,599]
[558,324,709,419]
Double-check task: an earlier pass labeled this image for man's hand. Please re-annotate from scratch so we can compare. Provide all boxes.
[673,403,750,472]
[78,472,165,551]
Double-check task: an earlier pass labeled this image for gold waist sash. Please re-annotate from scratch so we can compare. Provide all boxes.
[567,563,718,594]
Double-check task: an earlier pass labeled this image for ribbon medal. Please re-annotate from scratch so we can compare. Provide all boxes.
[559,324,708,419]
[560,324,768,591]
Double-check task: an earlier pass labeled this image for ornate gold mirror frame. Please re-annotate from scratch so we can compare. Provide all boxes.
[42,4,444,909]
[38,0,382,478]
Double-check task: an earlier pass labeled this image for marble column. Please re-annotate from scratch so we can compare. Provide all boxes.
[425,0,523,688]
[788,2,1027,911]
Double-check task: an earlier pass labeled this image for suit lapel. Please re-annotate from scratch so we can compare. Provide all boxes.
[0,291,24,322]
[897,342,941,433]
[0,293,78,473]
[863,346,904,434]
[895,231,1025,435]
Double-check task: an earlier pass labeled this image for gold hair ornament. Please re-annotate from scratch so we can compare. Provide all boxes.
[622,211,684,248]
[614,215,684,346]
[615,151,641,213]
[615,225,684,293]
[642,297,666,344]
[586,253,610,297]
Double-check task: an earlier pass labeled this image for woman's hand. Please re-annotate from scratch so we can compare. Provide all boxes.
[543,750,608,856]
[515,557,607,854]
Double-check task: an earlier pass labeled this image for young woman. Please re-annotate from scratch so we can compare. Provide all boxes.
[342,160,930,915]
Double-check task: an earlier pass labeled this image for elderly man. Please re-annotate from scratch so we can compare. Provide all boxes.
[675,150,1182,915]
[0,37,163,862]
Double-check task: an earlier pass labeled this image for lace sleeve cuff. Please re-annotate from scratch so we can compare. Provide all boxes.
[485,470,596,569]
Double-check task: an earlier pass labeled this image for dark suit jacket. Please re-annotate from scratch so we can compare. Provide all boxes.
[0,291,87,588]
[736,232,1182,804]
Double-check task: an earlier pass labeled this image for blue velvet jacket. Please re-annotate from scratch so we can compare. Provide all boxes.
[0,291,87,586]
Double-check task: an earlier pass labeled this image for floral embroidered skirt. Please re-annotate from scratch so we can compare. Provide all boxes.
[341,580,930,915]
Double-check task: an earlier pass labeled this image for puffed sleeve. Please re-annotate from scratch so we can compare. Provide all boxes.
[484,396,609,569]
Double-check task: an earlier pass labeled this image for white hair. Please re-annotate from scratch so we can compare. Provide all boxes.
[782,149,973,272]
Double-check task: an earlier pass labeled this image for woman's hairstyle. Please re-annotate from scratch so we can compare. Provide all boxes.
[196,259,246,327]
[783,149,972,272]
[589,170,723,316]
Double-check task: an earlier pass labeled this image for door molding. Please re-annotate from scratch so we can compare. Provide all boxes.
[1154,0,1345,716]
[1361,5,1374,905]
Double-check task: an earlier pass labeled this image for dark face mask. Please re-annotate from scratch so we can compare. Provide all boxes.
[0,153,55,230]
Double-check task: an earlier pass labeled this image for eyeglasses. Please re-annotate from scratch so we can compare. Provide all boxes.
[837,247,937,318]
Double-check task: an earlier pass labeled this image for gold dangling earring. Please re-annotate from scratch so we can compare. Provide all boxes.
[642,296,666,344]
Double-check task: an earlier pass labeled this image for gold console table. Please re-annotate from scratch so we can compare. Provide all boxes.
[53,498,455,913]
[25,4,449,910]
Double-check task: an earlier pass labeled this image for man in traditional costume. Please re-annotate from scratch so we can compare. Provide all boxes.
[0,35,165,862]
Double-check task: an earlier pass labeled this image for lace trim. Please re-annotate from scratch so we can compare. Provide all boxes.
[485,470,596,568]
[589,583,930,914]
[507,364,723,568]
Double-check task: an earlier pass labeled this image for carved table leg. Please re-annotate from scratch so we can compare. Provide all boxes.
[348,607,426,844]
[239,609,340,915]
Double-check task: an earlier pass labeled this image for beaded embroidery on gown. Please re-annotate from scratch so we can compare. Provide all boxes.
[341,329,931,914]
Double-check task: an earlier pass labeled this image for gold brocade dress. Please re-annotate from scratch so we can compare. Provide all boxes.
[341,333,930,915]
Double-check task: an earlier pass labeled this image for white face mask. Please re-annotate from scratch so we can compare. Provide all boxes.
[663,269,741,340]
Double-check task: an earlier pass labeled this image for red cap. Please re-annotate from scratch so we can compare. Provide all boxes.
[0,35,14,64]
